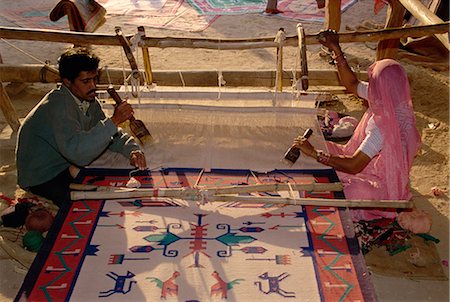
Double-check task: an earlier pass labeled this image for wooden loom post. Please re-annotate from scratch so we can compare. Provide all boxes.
[1,48,20,132]
[0,81,20,132]
[137,26,153,85]
[376,0,406,60]
[324,0,341,31]
[115,26,139,79]
[296,23,308,91]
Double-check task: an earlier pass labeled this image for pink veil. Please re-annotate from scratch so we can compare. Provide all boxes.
[327,59,421,202]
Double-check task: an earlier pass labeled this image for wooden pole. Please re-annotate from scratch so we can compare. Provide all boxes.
[398,0,450,50]
[0,23,448,49]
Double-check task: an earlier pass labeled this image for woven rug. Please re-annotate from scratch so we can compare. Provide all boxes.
[188,0,356,21]
[115,0,219,32]
[0,0,68,30]
[16,168,377,301]
[0,0,356,32]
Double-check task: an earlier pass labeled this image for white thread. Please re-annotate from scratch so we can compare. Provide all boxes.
[287,182,298,205]
[104,65,113,88]
[119,50,130,98]
[178,71,186,87]
[130,74,140,98]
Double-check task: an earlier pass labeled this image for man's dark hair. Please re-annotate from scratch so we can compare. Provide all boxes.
[58,47,100,82]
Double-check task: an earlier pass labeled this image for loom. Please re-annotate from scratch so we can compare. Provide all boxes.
[96,87,328,171]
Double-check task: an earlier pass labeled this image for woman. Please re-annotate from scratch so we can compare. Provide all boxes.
[294,30,421,221]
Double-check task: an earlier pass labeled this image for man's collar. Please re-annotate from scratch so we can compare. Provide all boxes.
[63,85,90,115]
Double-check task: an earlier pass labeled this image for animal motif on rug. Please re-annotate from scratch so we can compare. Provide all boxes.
[254,272,296,298]
[210,271,244,299]
[98,271,136,298]
[147,271,181,299]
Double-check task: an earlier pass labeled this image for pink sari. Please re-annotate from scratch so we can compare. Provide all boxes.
[327,59,421,221]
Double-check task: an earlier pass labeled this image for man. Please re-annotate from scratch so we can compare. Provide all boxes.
[16,47,147,207]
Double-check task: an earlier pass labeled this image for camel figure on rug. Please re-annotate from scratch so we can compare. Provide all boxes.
[210,271,244,299]
[147,271,181,299]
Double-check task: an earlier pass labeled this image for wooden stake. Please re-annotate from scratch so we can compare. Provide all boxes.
[0,81,20,132]
[138,26,153,85]
[296,23,308,91]
[274,28,285,92]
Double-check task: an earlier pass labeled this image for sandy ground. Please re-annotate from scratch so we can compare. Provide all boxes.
[0,0,449,301]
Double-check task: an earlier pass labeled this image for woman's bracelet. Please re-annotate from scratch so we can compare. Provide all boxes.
[332,52,346,67]
[316,150,331,165]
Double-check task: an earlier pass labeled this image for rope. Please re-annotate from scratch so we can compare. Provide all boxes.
[0,39,47,65]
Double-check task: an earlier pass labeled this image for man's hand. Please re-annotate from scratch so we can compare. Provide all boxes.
[130,150,147,169]
[111,101,134,126]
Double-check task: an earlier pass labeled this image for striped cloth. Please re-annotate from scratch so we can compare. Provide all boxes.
[49,0,106,32]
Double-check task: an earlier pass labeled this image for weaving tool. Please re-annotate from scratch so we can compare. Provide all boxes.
[107,87,153,145]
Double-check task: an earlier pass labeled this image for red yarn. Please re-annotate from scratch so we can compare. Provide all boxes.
[25,209,54,233]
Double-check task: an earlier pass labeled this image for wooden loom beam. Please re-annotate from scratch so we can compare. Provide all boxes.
[0,64,368,88]
[0,23,448,49]
[70,182,344,197]
[70,182,412,209]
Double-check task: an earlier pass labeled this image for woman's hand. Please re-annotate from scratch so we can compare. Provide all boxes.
[317,29,341,54]
[130,150,147,169]
[293,136,316,158]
